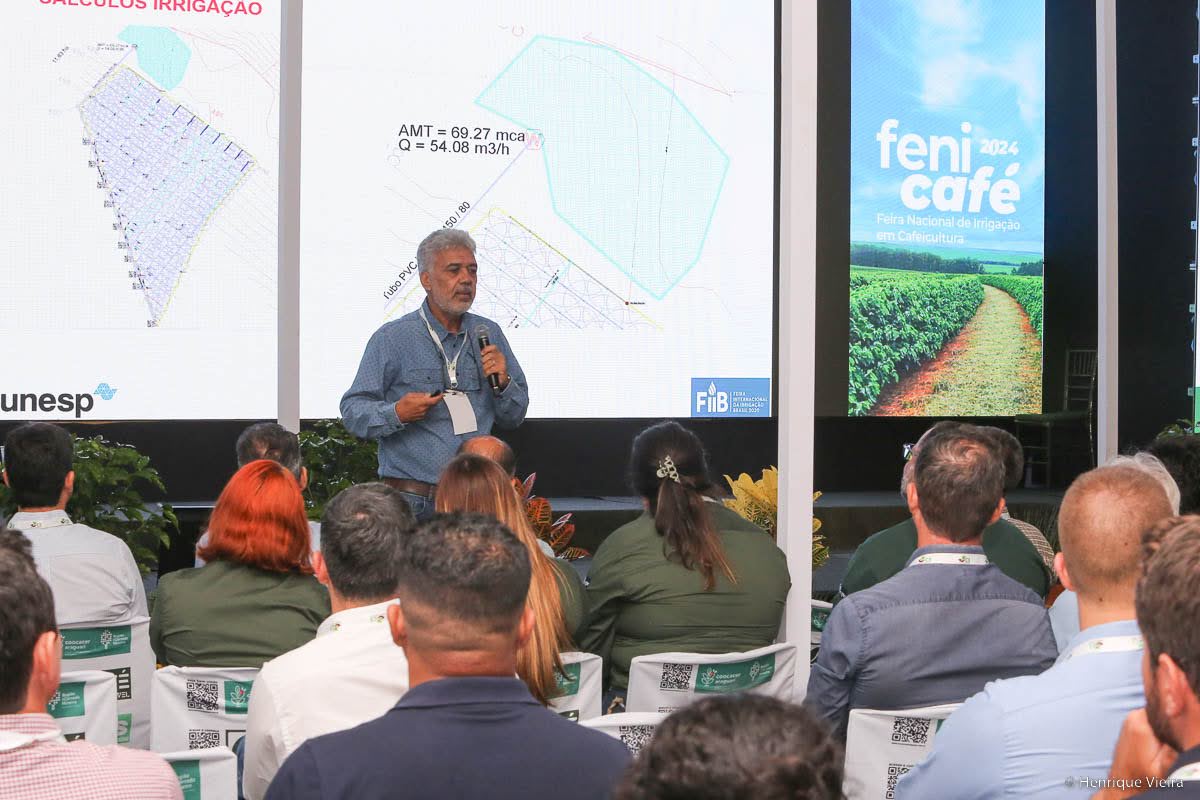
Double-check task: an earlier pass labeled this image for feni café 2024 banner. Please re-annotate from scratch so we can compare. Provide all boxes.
[849,0,1045,417]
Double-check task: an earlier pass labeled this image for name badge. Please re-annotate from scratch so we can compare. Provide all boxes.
[443,391,478,435]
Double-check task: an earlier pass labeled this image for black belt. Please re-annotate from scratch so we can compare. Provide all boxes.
[382,478,436,499]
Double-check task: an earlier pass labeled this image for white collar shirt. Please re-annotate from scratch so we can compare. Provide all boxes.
[8,511,148,627]
[242,599,409,800]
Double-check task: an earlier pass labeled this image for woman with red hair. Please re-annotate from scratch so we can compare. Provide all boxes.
[151,460,330,667]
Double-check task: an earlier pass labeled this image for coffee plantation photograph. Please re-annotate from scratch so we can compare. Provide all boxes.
[848,244,1043,417]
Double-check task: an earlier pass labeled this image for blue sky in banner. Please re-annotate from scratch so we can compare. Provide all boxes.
[850,0,1045,256]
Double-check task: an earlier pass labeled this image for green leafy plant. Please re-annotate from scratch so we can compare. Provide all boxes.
[298,419,378,520]
[519,472,588,560]
[1157,419,1198,438]
[0,435,178,576]
[723,467,829,570]
[849,270,985,414]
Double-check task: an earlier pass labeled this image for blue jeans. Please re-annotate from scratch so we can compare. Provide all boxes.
[398,491,434,521]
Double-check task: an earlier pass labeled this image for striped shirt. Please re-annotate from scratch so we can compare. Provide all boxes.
[0,713,181,800]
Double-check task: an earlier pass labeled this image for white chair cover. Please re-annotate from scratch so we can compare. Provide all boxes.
[842,703,962,800]
[151,666,260,753]
[59,616,153,747]
[626,642,798,713]
[49,670,118,745]
[160,746,239,800]
[548,651,603,721]
[580,712,667,756]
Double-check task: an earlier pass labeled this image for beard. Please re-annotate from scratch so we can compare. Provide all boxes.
[1146,679,1183,752]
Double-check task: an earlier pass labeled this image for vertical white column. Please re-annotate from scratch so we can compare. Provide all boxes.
[1096,0,1119,460]
[778,0,818,700]
[277,0,304,432]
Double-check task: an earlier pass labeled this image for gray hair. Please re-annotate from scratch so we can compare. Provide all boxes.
[1105,452,1182,514]
[416,229,476,274]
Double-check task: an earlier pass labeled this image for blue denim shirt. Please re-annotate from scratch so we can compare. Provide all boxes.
[805,544,1057,739]
[339,300,529,483]
[895,619,1145,799]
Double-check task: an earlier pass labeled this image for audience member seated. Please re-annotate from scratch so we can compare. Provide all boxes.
[458,434,517,477]
[838,421,1051,601]
[456,435,554,556]
[151,460,330,668]
[895,465,1173,799]
[0,528,181,800]
[196,422,321,566]
[1146,434,1200,514]
[3,422,148,626]
[265,512,631,800]
[807,425,1056,739]
[981,425,1056,574]
[579,421,790,699]
[435,454,584,700]
[243,483,415,800]
[1048,452,1181,650]
[1096,517,1200,799]
[616,694,844,800]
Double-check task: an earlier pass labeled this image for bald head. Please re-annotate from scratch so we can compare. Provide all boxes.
[457,436,516,476]
[1059,465,1174,600]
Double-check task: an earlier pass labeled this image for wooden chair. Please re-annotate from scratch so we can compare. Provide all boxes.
[1015,348,1097,486]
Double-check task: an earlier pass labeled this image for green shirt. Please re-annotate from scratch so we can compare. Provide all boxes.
[151,560,331,668]
[551,558,589,643]
[838,517,1051,601]
[579,504,791,690]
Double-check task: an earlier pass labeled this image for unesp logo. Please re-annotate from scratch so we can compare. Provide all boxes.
[0,382,116,418]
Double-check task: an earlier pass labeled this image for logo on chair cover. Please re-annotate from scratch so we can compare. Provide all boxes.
[694,654,777,693]
[47,682,86,718]
[551,663,582,698]
[61,626,132,659]
[224,681,253,714]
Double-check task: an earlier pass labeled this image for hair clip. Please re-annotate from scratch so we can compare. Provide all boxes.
[656,455,681,484]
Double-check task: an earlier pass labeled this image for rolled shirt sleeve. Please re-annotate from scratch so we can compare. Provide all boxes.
[339,328,406,440]
[490,327,529,429]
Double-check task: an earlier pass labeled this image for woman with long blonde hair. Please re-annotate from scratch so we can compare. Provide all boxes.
[435,453,583,705]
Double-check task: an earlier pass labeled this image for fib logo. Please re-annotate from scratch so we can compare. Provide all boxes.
[690,378,771,418]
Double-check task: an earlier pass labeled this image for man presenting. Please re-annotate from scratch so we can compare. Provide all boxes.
[341,229,529,518]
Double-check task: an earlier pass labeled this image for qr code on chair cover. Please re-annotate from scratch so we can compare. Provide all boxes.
[890,716,932,746]
[188,729,220,750]
[885,763,912,799]
[186,679,220,713]
[618,725,654,755]
[658,663,694,691]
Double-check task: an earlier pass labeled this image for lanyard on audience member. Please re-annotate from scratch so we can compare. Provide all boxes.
[19,514,72,529]
[909,553,988,567]
[1059,635,1144,664]
[0,728,64,752]
[1169,764,1200,781]
[418,307,464,390]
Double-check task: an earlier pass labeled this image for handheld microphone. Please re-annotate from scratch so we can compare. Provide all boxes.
[476,324,502,396]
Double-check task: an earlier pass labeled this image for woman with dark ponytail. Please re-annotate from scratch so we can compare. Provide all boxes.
[579,421,791,699]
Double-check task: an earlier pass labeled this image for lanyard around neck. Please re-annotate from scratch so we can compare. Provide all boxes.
[418,306,464,389]
[19,514,72,530]
[1169,763,1200,782]
[1059,634,1144,663]
[910,552,988,567]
